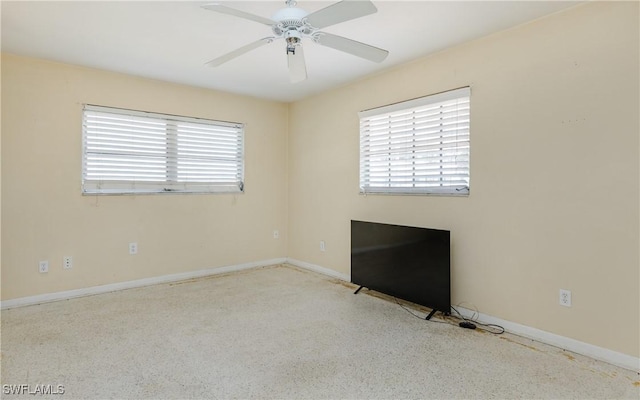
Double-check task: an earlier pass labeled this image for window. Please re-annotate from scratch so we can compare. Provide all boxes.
[359,87,470,195]
[82,105,244,194]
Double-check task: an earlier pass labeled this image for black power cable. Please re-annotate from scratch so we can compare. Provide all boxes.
[393,297,505,335]
[449,306,505,335]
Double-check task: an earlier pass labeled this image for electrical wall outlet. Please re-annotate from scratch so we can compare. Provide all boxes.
[63,256,73,269]
[559,289,572,307]
[39,260,49,273]
[320,240,326,252]
[273,230,279,239]
[129,242,138,255]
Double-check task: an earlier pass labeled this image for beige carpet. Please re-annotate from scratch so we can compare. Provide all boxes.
[1,264,638,399]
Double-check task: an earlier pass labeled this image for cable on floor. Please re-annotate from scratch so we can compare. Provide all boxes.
[450,306,505,335]
[393,297,505,334]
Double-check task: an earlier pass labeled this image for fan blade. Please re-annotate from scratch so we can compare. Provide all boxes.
[288,46,307,83]
[201,3,276,26]
[306,0,377,29]
[206,37,274,67]
[315,32,388,63]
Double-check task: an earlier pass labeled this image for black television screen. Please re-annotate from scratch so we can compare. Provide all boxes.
[351,220,451,316]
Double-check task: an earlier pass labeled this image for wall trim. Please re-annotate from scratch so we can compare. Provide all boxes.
[286,258,351,282]
[454,306,639,372]
[289,258,639,373]
[0,258,286,310]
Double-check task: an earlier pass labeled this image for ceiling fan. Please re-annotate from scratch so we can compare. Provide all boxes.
[202,0,389,83]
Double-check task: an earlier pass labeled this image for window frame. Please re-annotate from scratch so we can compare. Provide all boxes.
[358,87,470,196]
[82,105,245,195]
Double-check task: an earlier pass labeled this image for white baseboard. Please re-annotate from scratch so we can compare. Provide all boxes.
[454,306,640,372]
[286,258,351,282]
[0,258,286,310]
[289,258,639,373]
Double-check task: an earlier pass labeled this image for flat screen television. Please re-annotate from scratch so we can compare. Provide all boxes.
[351,220,450,319]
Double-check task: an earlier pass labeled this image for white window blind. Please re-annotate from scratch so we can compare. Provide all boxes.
[359,87,470,195]
[82,105,244,194]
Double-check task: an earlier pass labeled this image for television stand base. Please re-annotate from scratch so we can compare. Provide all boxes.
[353,286,364,295]
[425,309,438,320]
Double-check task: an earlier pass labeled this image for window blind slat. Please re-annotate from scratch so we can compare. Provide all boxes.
[363,122,470,138]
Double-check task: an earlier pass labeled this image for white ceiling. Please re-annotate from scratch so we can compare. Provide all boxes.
[1,1,579,102]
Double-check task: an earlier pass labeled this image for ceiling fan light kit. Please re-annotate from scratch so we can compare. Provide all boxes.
[202,0,389,83]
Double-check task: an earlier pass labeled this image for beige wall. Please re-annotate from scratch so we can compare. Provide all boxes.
[1,54,288,299]
[288,1,639,357]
